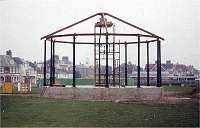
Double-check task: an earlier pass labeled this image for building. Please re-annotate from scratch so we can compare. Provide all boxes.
[37,55,73,79]
[55,56,72,78]
[0,54,20,84]
[0,50,37,85]
[130,60,199,86]
[76,63,94,78]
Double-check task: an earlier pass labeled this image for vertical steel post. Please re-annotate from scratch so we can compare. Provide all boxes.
[50,38,53,86]
[119,40,121,87]
[98,27,101,85]
[73,34,76,87]
[137,35,140,88]
[157,38,162,87]
[43,40,46,86]
[112,24,116,86]
[147,41,150,86]
[94,26,96,85]
[52,40,55,85]
[125,42,128,86]
[113,46,115,86]
[105,34,109,88]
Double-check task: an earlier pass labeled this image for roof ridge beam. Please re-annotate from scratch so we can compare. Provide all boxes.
[104,13,164,40]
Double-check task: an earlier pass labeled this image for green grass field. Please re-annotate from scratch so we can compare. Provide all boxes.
[1,86,199,127]
[1,95,199,127]
[163,85,195,96]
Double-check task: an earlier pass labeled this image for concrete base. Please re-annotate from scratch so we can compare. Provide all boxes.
[41,86,163,101]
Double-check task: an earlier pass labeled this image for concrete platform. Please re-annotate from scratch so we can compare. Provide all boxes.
[41,86,163,101]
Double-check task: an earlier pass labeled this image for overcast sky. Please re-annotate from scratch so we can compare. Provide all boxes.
[0,0,200,69]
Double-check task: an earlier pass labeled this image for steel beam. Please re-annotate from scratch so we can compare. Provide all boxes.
[105,13,164,40]
[94,26,96,85]
[48,33,155,38]
[98,28,101,85]
[52,41,55,84]
[137,36,140,88]
[119,41,121,87]
[50,38,53,86]
[125,42,128,86]
[73,34,76,87]
[43,40,46,86]
[41,12,164,40]
[147,42,150,86]
[112,24,116,86]
[157,38,162,87]
[105,34,109,88]
[41,13,100,39]
[49,39,157,45]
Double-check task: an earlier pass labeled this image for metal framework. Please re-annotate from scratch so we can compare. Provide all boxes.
[41,12,164,88]
[94,22,121,87]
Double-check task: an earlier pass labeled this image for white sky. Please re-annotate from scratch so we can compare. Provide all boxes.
[0,0,200,69]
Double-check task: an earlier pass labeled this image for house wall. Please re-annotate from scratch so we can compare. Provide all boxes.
[0,66,20,84]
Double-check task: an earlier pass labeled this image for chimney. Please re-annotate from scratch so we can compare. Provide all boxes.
[6,50,12,57]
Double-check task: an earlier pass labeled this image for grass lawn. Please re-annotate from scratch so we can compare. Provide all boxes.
[1,95,199,127]
[163,85,194,96]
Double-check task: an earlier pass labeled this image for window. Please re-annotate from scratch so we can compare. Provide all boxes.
[0,67,4,73]
[4,67,10,73]
[14,67,16,73]
[11,67,14,73]
[16,67,19,73]
[10,67,13,73]
[0,76,4,81]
